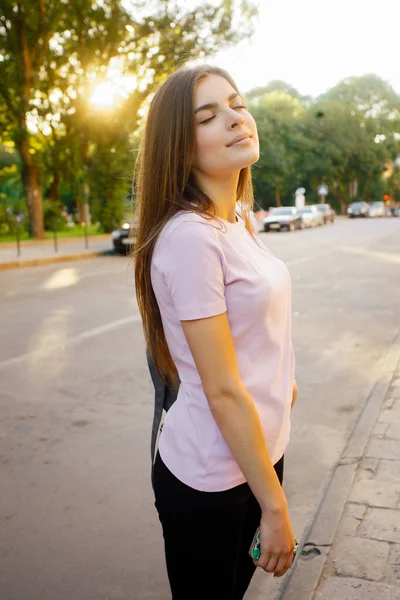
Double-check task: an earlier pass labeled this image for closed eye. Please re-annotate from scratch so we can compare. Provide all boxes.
[198,105,248,125]
[199,115,216,125]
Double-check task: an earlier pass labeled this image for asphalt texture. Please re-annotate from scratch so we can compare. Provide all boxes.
[0,216,399,600]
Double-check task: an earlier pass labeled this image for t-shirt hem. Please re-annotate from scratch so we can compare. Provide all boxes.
[158,431,291,492]
[158,445,246,492]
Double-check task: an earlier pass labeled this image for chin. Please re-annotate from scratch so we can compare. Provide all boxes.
[249,148,260,164]
[235,148,260,169]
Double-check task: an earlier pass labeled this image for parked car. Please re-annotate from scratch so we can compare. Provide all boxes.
[386,204,399,217]
[368,201,385,217]
[347,201,369,218]
[263,207,303,232]
[111,218,138,255]
[316,203,336,224]
[299,205,324,228]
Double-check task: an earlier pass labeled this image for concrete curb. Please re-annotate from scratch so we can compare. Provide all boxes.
[0,250,114,271]
[277,328,400,600]
[0,234,110,249]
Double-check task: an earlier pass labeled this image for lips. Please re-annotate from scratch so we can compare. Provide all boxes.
[226,134,251,147]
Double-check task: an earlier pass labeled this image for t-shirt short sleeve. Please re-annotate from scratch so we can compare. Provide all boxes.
[155,220,227,321]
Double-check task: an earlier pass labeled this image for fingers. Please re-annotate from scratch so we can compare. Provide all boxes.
[273,552,293,578]
[255,548,295,577]
[263,554,279,574]
[254,548,273,571]
[254,551,270,571]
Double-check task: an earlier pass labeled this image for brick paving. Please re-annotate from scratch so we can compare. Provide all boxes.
[315,368,400,599]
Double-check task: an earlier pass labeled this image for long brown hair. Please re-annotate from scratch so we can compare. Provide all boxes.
[134,65,255,386]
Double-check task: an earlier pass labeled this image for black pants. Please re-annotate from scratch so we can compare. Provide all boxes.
[154,452,284,600]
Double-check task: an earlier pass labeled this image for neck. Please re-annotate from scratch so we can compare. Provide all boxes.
[194,171,240,223]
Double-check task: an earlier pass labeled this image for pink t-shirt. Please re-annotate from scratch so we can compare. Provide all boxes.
[151,210,295,492]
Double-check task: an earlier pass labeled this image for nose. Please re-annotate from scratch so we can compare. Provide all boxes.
[227,108,244,130]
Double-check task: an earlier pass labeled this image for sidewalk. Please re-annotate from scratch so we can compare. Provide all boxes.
[0,235,113,270]
[280,332,400,600]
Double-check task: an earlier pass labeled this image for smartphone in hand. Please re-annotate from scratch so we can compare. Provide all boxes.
[249,527,299,562]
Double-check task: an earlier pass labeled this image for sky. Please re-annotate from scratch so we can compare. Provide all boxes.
[208,0,400,97]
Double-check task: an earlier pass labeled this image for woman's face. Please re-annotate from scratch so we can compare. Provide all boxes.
[192,74,259,179]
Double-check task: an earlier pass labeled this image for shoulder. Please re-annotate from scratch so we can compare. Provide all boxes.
[153,211,226,275]
[157,211,223,251]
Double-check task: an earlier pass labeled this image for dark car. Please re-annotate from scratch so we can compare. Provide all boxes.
[111,218,138,255]
[263,207,303,232]
[316,203,336,224]
[347,201,369,218]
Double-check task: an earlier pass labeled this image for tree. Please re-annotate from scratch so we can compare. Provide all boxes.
[0,0,65,238]
[247,80,304,102]
[251,92,304,207]
[315,75,400,210]
[1,0,257,236]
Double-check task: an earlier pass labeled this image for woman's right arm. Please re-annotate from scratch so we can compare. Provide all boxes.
[181,312,295,578]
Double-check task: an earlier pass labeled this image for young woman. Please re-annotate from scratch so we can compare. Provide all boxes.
[134,65,298,600]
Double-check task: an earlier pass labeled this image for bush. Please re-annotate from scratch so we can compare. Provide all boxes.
[43,200,67,230]
[0,198,28,234]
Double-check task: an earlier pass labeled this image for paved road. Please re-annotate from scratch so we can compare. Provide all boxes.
[1,217,399,600]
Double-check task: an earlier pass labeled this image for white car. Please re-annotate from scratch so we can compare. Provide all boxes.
[347,201,370,217]
[299,205,324,228]
[368,201,385,217]
[263,207,303,232]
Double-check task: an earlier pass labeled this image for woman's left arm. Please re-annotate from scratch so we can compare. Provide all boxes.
[291,379,298,409]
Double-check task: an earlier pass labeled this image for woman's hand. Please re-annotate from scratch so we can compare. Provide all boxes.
[291,379,298,409]
[254,504,295,578]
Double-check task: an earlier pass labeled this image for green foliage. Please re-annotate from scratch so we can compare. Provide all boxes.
[42,200,67,230]
[0,163,26,233]
[1,7,399,227]
[0,0,257,237]
[250,92,307,207]
[0,164,24,204]
[249,75,400,211]
[89,141,132,232]
[247,81,304,102]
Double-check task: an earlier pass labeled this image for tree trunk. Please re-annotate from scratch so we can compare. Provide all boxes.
[76,196,85,223]
[18,139,45,239]
[275,185,281,206]
[338,196,346,215]
[14,13,46,239]
[82,182,91,226]
[349,177,358,199]
[80,123,92,224]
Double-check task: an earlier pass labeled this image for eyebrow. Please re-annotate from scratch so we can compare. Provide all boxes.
[194,92,241,114]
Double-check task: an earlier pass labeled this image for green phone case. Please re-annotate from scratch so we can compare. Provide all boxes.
[249,528,300,562]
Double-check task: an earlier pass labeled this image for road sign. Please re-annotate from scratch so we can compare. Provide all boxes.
[295,187,305,209]
[318,185,329,196]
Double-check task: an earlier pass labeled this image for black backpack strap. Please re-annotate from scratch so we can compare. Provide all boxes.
[146,350,179,489]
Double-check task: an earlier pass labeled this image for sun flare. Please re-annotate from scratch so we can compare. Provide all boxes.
[89,82,119,107]
[89,57,138,108]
